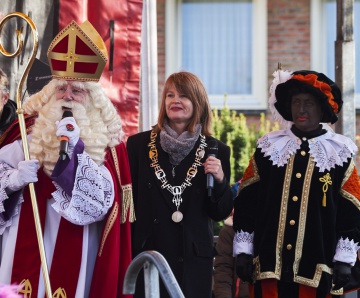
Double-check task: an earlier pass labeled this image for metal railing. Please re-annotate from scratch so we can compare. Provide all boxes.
[123,250,185,298]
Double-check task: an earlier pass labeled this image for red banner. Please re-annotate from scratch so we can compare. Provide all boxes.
[58,0,142,139]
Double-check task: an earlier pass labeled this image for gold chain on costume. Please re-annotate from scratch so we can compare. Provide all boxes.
[148,130,206,210]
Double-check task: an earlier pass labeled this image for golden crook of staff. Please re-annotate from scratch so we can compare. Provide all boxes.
[0,12,53,298]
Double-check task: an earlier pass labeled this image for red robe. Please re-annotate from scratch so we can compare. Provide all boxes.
[4,125,133,297]
[0,114,36,148]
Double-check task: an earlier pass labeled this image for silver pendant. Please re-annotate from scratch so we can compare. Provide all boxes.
[171,210,183,223]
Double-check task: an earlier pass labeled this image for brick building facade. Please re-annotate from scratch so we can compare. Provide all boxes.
[155,0,360,168]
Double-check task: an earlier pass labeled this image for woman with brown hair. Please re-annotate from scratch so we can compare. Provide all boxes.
[127,71,233,297]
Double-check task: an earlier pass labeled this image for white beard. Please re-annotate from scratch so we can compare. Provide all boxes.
[28,95,109,176]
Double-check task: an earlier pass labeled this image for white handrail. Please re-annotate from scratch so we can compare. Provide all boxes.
[123,250,185,298]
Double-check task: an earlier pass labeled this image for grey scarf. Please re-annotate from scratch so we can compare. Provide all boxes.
[160,122,202,165]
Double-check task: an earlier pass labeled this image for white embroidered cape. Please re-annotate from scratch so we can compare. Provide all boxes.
[257,125,358,172]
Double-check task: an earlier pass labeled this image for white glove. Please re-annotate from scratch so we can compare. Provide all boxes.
[55,117,80,151]
[8,159,39,191]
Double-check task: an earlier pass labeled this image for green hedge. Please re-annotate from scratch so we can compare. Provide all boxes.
[212,98,279,185]
[211,97,279,235]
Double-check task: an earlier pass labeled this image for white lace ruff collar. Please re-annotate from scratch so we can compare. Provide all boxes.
[257,126,358,172]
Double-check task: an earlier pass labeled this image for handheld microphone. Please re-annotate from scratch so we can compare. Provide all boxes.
[59,110,73,160]
[206,140,218,197]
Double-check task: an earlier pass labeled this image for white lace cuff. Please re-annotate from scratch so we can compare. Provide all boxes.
[51,152,114,225]
[0,162,23,234]
[233,230,254,257]
[0,164,11,213]
[333,237,360,266]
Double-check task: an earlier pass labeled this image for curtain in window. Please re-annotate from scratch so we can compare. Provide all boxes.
[181,0,252,95]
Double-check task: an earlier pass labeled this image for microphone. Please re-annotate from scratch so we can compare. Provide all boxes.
[206,140,218,197]
[59,110,73,160]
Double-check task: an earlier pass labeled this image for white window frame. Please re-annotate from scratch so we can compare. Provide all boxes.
[311,0,360,108]
[165,0,268,111]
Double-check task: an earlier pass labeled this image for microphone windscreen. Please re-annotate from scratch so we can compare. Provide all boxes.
[62,110,73,119]
[207,140,218,156]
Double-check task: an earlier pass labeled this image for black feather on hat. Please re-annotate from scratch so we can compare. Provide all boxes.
[274,70,343,124]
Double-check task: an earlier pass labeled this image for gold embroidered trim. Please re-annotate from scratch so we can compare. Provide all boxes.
[340,189,360,210]
[18,279,32,297]
[53,287,67,298]
[121,184,135,223]
[294,264,332,287]
[341,160,355,188]
[254,257,332,288]
[254,256,281,280]
[253,157,296,281]
[293,158,315,283]
[340,160,360,210]
[110,147,135,223]
[330,287,344,295]
[341,159,355,188]
[98,202,118,256]
[275,155,295,277]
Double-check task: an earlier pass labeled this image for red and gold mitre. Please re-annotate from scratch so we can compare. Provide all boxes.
[47,20,108,81]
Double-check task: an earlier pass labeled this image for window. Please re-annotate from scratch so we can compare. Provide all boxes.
[165,0,267,110]
[311,0,360,107]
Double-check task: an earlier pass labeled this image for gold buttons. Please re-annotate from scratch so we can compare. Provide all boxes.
[290,220,295,225]
[292,196,298,202]
[287,244,292,250]
[296,173,302,178]
[301,150,306,156]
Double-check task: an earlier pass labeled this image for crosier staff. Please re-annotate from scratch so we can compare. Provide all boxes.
[0,12,52,298]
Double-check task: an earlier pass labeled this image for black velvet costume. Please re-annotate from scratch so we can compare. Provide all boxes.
[233,124,360,296]
[0,100,17,135]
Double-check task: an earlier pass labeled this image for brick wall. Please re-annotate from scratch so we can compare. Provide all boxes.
[156,0,313,96]
[268,0,311,75]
